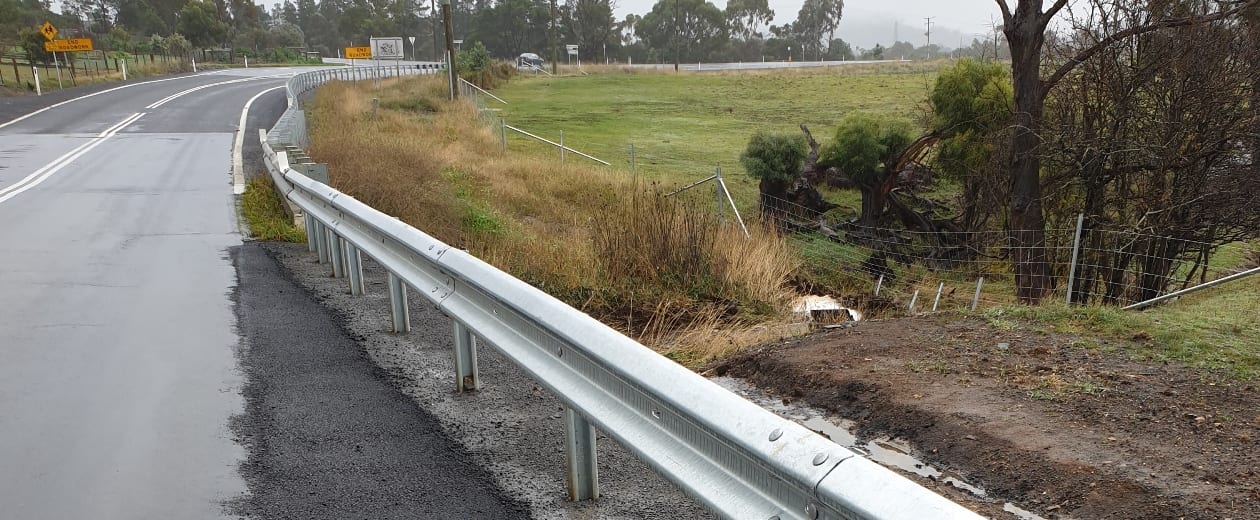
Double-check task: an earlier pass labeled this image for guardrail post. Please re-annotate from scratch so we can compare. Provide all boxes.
[347,243,365,295]
[388,272,411,333]
[314,221,329,264]
[305,214,317,253]
[453,321,479,392]
[329,230,346,278]
[563,407,599,501]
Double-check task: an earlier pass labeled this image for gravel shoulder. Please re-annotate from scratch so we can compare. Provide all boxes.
[714,316,1259,520]
[230,243,530,518]
[259,241,714,519]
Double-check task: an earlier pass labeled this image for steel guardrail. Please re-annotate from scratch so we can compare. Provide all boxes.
[259,67,982,520]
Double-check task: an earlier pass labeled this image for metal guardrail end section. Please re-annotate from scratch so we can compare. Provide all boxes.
[817,456,980,519]
[261,66,984,520]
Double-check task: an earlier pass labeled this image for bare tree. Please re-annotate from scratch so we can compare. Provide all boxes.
[993,0,1258,303]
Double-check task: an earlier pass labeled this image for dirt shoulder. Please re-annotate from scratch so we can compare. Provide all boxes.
[714,315,1258,519]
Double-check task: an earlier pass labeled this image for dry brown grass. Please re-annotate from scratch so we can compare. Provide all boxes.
[307,75,805,365]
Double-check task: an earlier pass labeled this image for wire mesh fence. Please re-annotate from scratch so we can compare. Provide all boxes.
[450,78,1258,312]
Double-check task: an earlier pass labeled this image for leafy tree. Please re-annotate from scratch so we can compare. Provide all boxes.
[929,58,1012,231]
[565,0,618,60]
[724,0,772,40]
[637,0,726,63]
[456,40,492,72]
[820,113,913,226]
[178,0,229,50]
[116,0,171,35]
[740,131,809,218]
[824,38,852,60]
[741,131,807,183]
[18,27,52,63]
[165,32,192,56]
[268,22,304,49]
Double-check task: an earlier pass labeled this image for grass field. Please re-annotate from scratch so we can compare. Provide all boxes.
[493,65,939,212]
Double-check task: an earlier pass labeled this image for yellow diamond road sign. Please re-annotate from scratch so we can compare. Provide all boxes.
[40,21,57,41]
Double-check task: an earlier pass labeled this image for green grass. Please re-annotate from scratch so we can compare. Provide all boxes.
[492,67,937,213]
[979,271,1260,379]
[242,176,306,242]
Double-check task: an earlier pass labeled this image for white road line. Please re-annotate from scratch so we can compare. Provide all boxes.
[0,74,207,130]
[146,74,289,109]
[233,86,286,195]
[0,113,145,205]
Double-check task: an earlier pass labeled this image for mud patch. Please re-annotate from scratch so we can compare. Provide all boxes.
[714,316,1258,519]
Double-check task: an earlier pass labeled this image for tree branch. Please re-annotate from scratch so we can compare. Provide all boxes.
[1043,1,1258,91]
[995,0,1012,26]
[1041,0,1070,30]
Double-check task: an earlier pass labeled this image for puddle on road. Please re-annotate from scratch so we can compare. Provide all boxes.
[712,377,1051,520]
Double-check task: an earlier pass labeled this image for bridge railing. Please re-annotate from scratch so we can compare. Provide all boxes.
[258,66,982,520]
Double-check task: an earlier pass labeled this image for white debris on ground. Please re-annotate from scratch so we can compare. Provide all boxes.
[792,295,863,322]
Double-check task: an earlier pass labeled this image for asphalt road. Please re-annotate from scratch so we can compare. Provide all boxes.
[0,69,291,519]
[0,68,523,519]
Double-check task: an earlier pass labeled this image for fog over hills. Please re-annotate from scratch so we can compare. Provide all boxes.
[614,0,1001,51]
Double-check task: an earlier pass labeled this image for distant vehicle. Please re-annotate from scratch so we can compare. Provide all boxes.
[517,53,544,70]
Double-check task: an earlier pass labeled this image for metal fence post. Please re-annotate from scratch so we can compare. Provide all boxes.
[874,274,884,296]
[500,117,507,152]
[453,321,479,392]
[932,282,944,311]
[715,166,724,222]
[305,214,317,253]
[908,290,919,312]
[971,277,984,311]
[1066,213,1085,305]
[388,272,411,333]
[564,407,599,501]
[329,230,346,278]
[314,221,329,264]
[560,130,566,162]
[347,243,365,295]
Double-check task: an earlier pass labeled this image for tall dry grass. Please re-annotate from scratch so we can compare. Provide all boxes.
[307,76,803,365]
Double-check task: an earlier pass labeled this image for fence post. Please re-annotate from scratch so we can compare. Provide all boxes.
[874,274,884,296]
[560,130,566,162]
[715,166,724,222]
[11,58,18,85]
[329,231,346,278]
[1066,213,1085,305]
[347,243,365,295]
[564,408,599,501]
[932,282,944,311]
[313,221,329,263]
[971,277,984,311]
[500,117,507,152]
[53,53,63,89]
[388,272,411,333]
[453,321,479,392]
[908,290,919,313]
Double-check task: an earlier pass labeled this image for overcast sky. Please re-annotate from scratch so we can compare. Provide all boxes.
[615,0,1003,50]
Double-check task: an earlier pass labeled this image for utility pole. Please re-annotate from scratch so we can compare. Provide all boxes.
[442,0,457,99]
[549,0,558,74]
[924,17,934,50]
[673,0,679,71]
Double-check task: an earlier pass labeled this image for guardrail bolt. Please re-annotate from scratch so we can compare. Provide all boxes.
[768,428,783,442]
[805,503,819,519]
[811,453,829,466]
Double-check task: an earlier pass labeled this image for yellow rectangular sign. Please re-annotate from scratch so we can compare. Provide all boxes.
[44,38,93,52]
[344,46,372,59]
